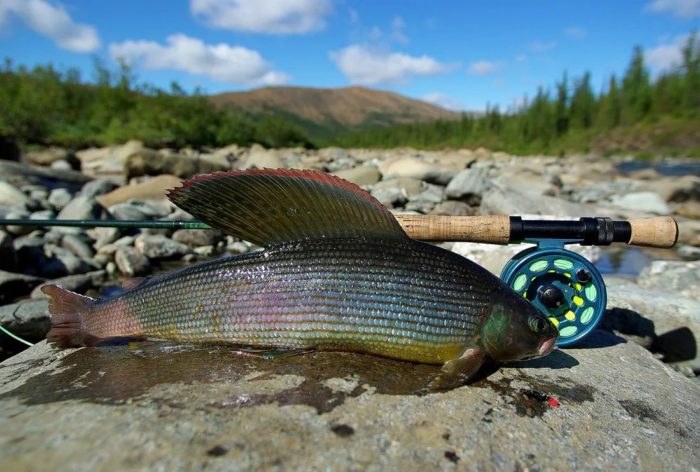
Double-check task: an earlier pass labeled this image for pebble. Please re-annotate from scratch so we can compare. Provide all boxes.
[114,246,151,277]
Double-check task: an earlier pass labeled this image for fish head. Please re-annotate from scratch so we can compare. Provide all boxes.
[480,287,559,362]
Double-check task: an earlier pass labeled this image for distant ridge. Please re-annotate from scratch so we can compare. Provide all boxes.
[209,86,461,138]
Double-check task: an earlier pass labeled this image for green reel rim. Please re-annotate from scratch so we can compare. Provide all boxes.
[501,246,607,347]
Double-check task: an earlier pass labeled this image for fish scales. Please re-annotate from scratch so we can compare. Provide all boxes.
[85,238,497,363]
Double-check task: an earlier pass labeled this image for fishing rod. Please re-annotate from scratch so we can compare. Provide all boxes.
[0,214,679,347]
[0,215,679,247]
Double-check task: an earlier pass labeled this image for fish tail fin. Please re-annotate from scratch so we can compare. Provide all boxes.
[42,284,101,347]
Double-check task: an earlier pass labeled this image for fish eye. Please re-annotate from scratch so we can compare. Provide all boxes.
[529,317,548,335]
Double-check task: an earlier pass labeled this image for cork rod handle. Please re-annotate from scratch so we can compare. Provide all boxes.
[395,214,511,243]
[628,216,679,248]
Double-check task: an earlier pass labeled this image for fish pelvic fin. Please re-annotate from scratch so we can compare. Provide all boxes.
[42,285,100,347]
[426,348,486,392]
[167,169,408,247]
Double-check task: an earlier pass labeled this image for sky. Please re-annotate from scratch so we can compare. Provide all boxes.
[0,0,699,111]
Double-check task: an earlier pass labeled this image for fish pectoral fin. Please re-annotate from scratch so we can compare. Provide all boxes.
[426,349,486,392]
[230,347,314,360]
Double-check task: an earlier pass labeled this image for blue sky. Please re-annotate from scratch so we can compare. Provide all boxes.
[0,0,699,111]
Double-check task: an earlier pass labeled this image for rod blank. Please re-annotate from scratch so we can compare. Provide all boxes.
[0,215,678,247]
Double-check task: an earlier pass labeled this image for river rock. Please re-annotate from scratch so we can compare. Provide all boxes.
[0,160,91,193]
[610,192,670,215]
[370,187,406,208]
[444,168,490,204]
[0,337,697,470]
[0,270,44,304]
[637,261,700,302]
[0,230,16,272]
[605,276,700,342]
[61,234,95,260]
[239,146,284,170]
[481,185,602,217]
[674,201,700,219]
[96,175,182,207]
[47,188,73,210]
[333,165,380,186]
[80,179,118,199]
[126,150,227,180]
[24,147,78,168]
[379,157,456,185]
[30,271,106,299]
[57,195,106,221]
[0,299,50,340]
[134,234,189,259]
[0,180,31,208]
[430,200,474,216]
[114,246,151,277]
[172,229,225,247]
[373,178,423,197]
[76,140,144,183]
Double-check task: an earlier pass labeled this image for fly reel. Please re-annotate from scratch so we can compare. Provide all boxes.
[501,240,607,346]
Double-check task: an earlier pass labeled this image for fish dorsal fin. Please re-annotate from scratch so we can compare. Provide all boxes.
[167,169,408,246]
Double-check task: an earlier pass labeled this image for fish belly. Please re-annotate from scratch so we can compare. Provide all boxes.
[88,239,495,364]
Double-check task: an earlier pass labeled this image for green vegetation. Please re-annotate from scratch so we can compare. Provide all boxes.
[0,58,313,149]
[1,34,699,155]
[326,34,700,155]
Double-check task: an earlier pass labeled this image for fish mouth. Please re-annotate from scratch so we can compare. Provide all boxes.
[537,337,557,356]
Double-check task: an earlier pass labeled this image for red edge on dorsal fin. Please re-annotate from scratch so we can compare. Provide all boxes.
[166,168,380,207]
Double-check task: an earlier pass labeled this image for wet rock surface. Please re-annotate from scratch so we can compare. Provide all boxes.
[1,145,699,468]
[0,337,698,471]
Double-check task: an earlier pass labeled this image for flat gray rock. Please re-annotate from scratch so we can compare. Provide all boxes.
[0,335,697,471]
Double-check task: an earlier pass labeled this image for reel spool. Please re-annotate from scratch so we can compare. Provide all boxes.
[500,241,607,347]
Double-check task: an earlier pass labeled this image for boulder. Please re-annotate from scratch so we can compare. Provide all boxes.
[0,180,31,208]
[24,147,78,168]
[0,160,91,193]
[57,195,107,222]
[480,185,604,218]
[172,229,225,247]
[444,168,490,204]
[637,261,700,302]
[0,299,50,340]
[114,247,151,277]
[76,140,144,183]
[0,337,697,470]
[332,166,380,186]
[239,146,284,170]
[0,270,44,305]
[96,175,182,208]
[430,201,475,216]
[610,192,670,215]
[134,234,189,260]
[373,178,424,197]
[379,157,456,185]
[126,150,228,180]
[47,188,73,210]
[30,271,106,299]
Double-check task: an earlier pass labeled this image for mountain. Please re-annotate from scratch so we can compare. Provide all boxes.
[209,86,461,139]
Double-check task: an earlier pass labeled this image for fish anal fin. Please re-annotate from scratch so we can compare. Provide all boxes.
[167,169,407,246]
[427,348,486,392]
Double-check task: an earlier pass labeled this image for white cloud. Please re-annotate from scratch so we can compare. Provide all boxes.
[564,27,587,39]
[109,34,290,86]
[645,0,700,18]
[391,16,408,44]
[645,34,690,72]
[330,45,458,85]
[468,60,502,75]
[422,92,464,111]
[191,0,332,34]
[0,0,99,52]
